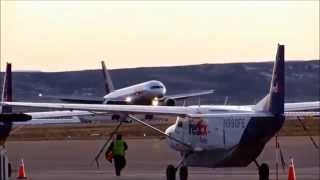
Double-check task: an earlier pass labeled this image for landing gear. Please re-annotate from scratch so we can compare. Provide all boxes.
[258,163,269,180]
[166,165,176,180]
[179,166,188,180]
[166,165,189,180]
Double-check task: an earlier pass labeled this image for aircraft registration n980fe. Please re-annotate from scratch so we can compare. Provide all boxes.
[2,44,319,180]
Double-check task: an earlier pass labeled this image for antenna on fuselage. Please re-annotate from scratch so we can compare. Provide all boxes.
[224,96,229,105]
[198,97,201,107]
[182,100,187,106]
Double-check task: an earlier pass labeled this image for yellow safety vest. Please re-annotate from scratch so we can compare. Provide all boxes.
[112,140,125,156]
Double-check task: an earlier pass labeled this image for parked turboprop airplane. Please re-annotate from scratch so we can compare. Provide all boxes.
[2,45,319,180]
[0,63,102,146]
[44,61,214,120]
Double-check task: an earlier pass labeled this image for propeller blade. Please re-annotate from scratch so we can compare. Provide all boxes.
[93,122,122,168]
[297,117,319,149]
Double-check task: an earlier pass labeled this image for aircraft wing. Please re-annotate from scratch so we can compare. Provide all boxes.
[284,111,320,117]
[2,101,319,119]
[284,101,320,111]
[12,110,109,125]
[165,89,214,100]
[3,102,192,116]
[25,110,107,119]
[41,95,104,104]
[14,117,81,125]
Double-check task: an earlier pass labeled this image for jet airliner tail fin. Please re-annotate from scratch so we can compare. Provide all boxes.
[101,61,115,94]
[254,44,285,115]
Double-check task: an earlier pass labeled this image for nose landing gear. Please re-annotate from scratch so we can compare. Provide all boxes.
[254,160,270,180]
[179,166,188,180]
[258,163,270,180]
[166,165,176,180]
[166,153,190,180]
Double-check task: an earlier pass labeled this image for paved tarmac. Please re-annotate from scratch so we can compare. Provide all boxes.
[5,136,320,180]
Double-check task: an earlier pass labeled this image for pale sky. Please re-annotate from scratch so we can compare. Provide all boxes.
[1,1,319,72]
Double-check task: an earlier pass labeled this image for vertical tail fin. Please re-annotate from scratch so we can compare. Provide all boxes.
[1,63,13,113]
[254,44,285,115]
[269,44,285,114]
[101,61,115,94]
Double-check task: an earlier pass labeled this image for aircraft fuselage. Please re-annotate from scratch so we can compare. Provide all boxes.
[165,112,285,168]
[103,80,166,105]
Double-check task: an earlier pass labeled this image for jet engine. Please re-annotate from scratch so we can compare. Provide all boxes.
[159,98,176,106]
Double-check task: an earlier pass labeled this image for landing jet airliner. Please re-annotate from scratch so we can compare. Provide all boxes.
[45,61,214,119]
[2,45,320,180]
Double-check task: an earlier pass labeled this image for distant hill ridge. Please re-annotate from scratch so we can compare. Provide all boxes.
[1,60,319,104]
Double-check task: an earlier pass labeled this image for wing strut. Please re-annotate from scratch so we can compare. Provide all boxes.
[93,121,122,168]
[128,115,192,150]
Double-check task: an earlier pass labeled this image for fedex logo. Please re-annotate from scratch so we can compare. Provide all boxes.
[189,119,208,137]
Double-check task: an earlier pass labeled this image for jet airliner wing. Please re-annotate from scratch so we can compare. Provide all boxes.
[166,89,214,100]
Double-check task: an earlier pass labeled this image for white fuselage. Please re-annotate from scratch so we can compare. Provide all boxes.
[164,107,283,168]
[103,80,166,105]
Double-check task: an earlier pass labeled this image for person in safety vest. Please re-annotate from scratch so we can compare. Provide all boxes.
[106,134,128,176]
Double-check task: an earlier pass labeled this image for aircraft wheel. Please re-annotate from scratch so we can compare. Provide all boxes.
[258,163,269,180]
[179,166,188,180]
[8,163,11,177]
[166,165,176,180]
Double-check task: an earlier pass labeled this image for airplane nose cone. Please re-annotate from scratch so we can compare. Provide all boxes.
[162,86,167,96]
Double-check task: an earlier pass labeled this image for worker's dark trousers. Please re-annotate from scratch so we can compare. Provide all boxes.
[113,155,126,176]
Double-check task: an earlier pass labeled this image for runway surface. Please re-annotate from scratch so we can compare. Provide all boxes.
[5,136,320,180]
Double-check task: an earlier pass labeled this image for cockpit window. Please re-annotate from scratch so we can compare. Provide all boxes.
[177,121,183,128]
[150,85,163,89]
